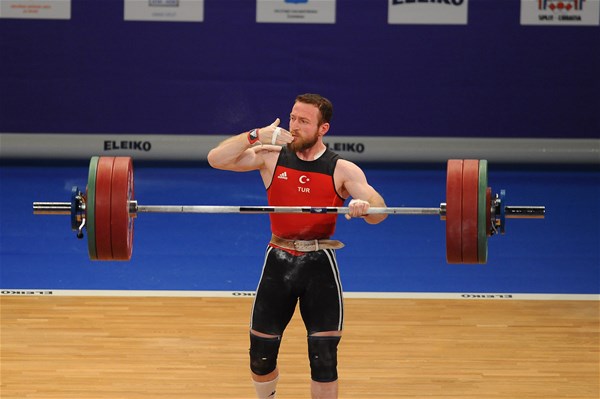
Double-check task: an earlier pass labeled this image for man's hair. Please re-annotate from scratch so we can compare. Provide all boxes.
[295,93,333,126]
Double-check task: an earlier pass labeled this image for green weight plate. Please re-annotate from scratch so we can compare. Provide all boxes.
[486,187,492,237]
[87,156,99,260]
[478,159,488,264]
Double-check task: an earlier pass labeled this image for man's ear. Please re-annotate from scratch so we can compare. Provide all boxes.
[319,122,330,136]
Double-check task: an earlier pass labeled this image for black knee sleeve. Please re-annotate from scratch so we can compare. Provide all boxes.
[307,335,341,383]
[249,333,281,376]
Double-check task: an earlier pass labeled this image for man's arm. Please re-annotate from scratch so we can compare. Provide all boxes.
[336,160,387,225]
[207,132,263,172]
[207,118,293,172]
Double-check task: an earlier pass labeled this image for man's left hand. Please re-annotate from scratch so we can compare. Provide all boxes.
[345,199,370,220]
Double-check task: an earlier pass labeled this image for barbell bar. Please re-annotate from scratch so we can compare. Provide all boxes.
[32,156,545,263]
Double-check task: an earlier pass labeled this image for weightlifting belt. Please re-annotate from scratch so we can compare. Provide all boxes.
[270,234,345,252]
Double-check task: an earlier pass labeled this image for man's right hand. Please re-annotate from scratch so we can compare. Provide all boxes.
[259,118,294,146]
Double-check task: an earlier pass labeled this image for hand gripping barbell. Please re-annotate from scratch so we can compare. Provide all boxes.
[33,156,545,263]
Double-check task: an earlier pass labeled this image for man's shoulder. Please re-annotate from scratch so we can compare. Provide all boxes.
[335,158,358,170]
[334,158,366,181]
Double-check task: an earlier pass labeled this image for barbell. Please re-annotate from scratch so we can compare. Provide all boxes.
[33,156,545,263]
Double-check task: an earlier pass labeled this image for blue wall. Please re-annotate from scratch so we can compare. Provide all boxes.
[1,0,598,138]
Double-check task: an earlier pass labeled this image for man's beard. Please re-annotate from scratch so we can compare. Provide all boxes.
[287,132,319,153]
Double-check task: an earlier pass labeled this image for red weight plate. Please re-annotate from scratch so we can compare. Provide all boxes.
[446,160,463,263]
[111,157,135,260]
[461,160,479,264]
[95,157,115,260]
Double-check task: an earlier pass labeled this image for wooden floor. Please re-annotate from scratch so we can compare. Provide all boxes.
[1,296,598,399]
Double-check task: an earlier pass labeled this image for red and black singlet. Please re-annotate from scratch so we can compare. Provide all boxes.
[267,147,346,240]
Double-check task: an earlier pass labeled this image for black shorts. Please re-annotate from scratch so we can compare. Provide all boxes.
[250,246,344,336]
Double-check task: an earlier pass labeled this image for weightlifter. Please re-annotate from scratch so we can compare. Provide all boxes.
[207,93,387,399]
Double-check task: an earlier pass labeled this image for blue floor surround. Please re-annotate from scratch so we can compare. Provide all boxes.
[1,161,598,296]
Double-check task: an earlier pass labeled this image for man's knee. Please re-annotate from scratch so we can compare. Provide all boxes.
[249,332,282,376]
[307,335,341,382]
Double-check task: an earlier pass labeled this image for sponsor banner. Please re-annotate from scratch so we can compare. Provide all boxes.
[1,289,598,300]
[0,133,221,161]
[0,0,70,19]
[257,0,336,24]
[388,0,468,25]
[0,134,598,164]
[521,0,600,26]
[124,0,203,22]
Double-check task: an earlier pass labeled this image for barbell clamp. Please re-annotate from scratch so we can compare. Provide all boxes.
[439,203,447,220]
[129,200,139,217]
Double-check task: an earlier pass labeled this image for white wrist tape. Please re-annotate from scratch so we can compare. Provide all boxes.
[271,127,281,145]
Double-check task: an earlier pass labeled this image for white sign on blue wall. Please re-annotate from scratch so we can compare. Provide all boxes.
[0,0,71,19]
[124,0,204,22]
[257,0,336,24]
[388,0,469,25]
[520,0,600,26]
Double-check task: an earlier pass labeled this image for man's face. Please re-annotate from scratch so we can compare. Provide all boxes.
[287,101,322,152]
